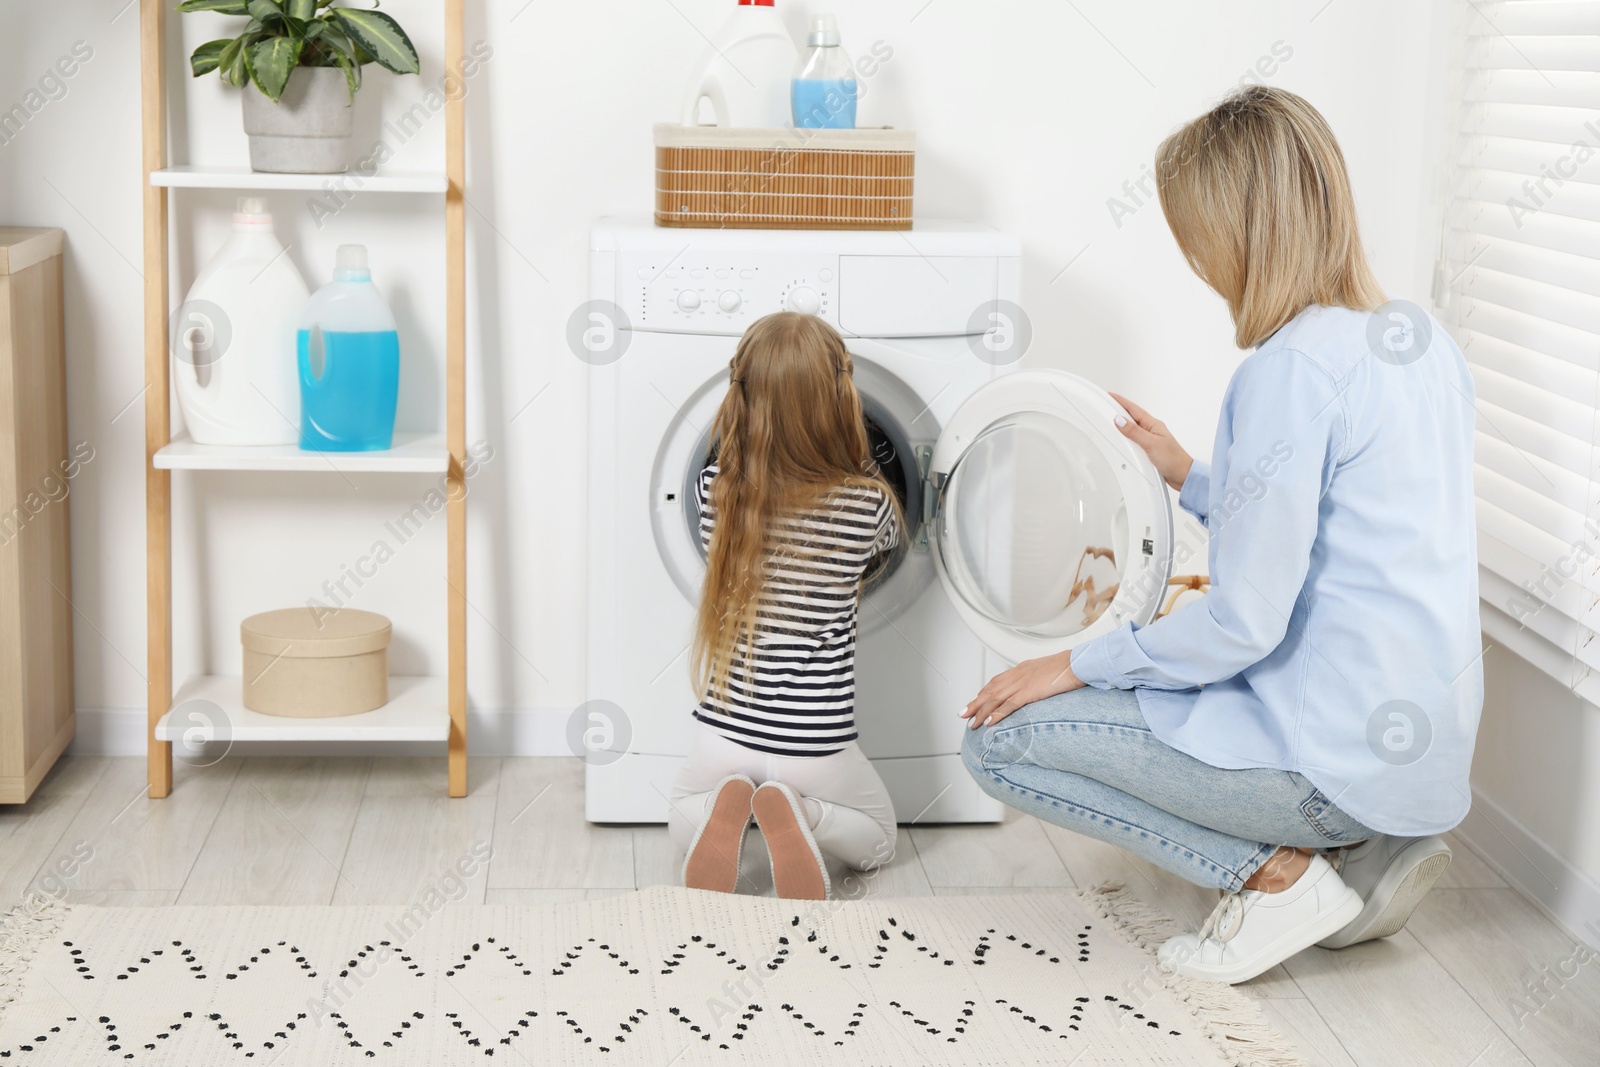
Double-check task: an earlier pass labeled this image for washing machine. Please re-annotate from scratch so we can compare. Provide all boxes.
[585,218,1173,824]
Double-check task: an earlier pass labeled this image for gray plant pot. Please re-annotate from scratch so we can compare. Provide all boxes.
[242,66,354,174]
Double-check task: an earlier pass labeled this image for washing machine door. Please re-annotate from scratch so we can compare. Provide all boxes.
[927,369,1174,664]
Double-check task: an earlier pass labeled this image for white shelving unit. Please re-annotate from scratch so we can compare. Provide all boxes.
[154,675,450,743]
[154,431,450,473]
[151,165,448,194]
[140,0,470,797]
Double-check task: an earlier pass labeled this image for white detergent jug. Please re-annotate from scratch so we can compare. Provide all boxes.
[679,0,799,127]
[173,198,308,445]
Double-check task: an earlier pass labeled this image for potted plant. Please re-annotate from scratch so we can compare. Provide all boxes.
[181,0,421,175]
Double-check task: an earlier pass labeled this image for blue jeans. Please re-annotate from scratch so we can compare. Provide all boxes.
[961,687,1376,891]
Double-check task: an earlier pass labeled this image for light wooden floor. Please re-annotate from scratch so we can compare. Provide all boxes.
[3,756,1596,1066]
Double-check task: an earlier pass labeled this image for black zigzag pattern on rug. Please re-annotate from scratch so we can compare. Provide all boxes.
[4,907,1185,1062]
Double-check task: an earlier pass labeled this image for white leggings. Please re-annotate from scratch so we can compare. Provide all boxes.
[667,723,898,872]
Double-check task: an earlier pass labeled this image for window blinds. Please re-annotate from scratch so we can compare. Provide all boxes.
[1438,1,1600,702]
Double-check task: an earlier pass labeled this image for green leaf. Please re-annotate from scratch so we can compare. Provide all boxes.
[329,48,360,98]
[245,0,285,24]
[314,19,353,50]
[189,38,232,77]
[330,8,419,75]
[217,35,244,79]
[177,0,249,13]
[299,21,353,75]
[285,0,317,18]
[223,37,250,87]
[246,35,304,101]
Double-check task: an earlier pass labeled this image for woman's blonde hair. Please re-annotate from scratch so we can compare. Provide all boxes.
[1155,86,1385,348]
[692,312,904,706]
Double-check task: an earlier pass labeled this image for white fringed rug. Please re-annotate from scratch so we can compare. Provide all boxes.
[0,885,1305,1066]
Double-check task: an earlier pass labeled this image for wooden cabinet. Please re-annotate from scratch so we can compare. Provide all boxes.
[0,227,74,803]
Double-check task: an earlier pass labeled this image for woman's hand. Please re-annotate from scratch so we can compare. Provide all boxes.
[961,650,1083,729]
[1110,393,1194,492]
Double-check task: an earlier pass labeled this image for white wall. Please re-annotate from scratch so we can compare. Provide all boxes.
[1474,656,1600,876]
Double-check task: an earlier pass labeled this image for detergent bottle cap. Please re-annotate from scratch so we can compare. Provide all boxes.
[232,197,274,230]
[807,14,840,46]
[335,244,371,281]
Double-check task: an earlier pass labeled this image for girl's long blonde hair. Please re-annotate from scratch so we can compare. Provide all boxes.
[1155,86,1385,348]
[693,312,904,705]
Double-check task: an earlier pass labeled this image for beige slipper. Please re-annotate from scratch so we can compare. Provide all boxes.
[751,781,830,901]
[682,775,755,894]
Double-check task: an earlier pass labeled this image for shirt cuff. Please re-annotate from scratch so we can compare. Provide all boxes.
[1178,460,1211,524]
[1069,632,1129,690]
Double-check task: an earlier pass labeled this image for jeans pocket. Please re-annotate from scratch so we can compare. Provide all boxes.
[1300,787,1365,844]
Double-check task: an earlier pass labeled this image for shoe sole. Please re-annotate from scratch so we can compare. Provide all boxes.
[752,784,830,901]
[1178,888,1363,985]
[683,777,755,894]
[1318,842,1451,949]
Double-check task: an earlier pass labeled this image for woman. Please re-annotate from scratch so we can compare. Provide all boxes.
[959,86,1482,984]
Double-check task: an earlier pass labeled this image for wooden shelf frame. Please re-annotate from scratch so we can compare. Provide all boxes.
[139,0,469,797]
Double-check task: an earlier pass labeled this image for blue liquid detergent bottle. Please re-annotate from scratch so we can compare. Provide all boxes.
[297,245,400,452]
[791,14,856,130]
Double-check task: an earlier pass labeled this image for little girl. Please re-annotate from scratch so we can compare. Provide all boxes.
[666,311,903,901]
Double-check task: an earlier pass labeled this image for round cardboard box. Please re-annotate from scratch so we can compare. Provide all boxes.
[241,607,391,717]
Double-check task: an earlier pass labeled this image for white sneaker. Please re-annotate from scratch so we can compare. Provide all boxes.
[1317,835,1451,949]
[1157,853,1361,984]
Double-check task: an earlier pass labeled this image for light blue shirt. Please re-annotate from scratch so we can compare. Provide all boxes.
[1070,303,1483,837]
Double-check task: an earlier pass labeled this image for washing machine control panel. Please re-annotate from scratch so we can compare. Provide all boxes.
[623,253,838,335]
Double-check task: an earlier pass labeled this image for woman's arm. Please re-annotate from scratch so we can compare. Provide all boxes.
[1111,392,1211,526]
[1176,461,1212,527]
[1071,349,1345,692]
[961,649,1082,728]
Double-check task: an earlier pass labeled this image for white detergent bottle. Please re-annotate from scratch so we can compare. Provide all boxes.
[173,198,308,445]
[679,0,799,128]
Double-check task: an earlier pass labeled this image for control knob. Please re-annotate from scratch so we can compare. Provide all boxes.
[785,286,821,315]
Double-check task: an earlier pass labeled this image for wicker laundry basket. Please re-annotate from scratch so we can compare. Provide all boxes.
[654,123,915,230]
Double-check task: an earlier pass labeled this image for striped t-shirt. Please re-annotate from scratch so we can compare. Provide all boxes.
[693,464,900,756]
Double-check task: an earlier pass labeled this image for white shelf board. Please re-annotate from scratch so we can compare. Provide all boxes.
[154,431,449,473]
[151,166,448,193]
[154,675,449,742]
